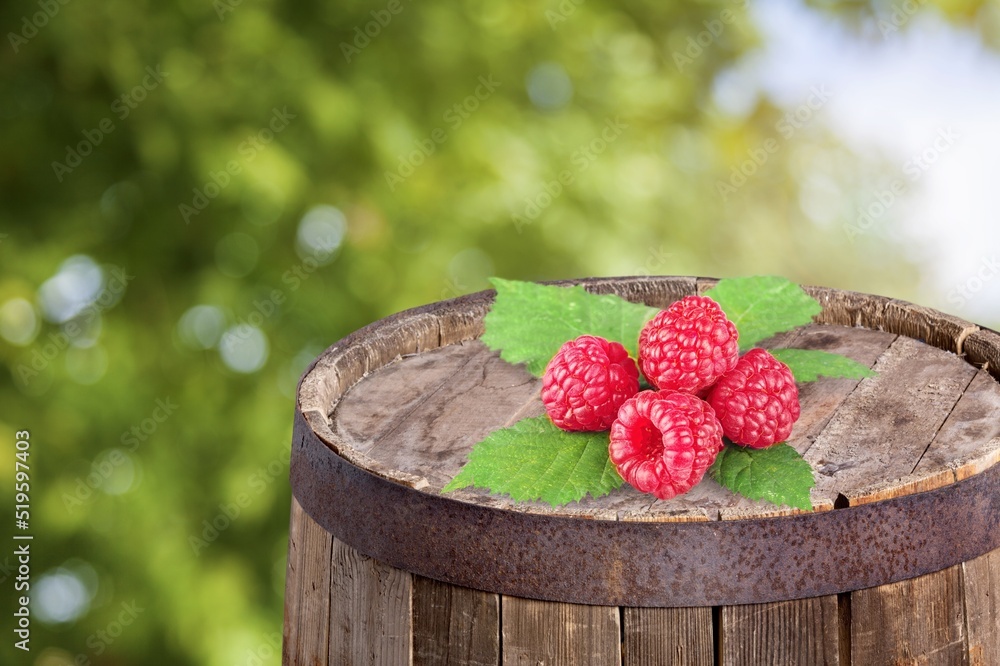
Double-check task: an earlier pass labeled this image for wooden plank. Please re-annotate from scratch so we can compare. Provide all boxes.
[803,285,890,329]
[576,275,696,309]
[329,538,412,665]
[716,325,895,517]
[915,369,1000,475]
[435,296,491,346]
[954,438,1000,481]
[849,565,966,665]
[502,596,621,666]
[843,367,1000,505]
[963,547,1000,665]
[283,497,333,666]
[805,336,978,503]
[964,328,1000,379]
[335,341,485,451]
[720,596,841,665]
[412,575,499,666]
[840,467,955,506]
[622,607,714,666]
[336,344,539,489]
[778,327,896,458]
[881,299,978,354]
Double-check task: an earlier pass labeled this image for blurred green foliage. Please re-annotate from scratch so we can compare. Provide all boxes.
[0,0,996,663]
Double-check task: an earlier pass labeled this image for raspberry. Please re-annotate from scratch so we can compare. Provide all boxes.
[542,335,640,432]
[638,295,739,393]
[609,390,724,500]
[705,348,800,448]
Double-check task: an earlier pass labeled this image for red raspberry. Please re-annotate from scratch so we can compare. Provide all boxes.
[705,348,800,448]
[609,390,724,500]
[542,335,640,432]
[638,295,739,393]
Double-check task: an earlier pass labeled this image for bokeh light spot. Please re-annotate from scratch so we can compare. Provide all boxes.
[219,325,269,373]
[33,570,91,624]
[296,205,346,265]
[526,62,573,111]
[177,305,226,350]
[94,448,139,496]
[0,297,39,346]
[37,255,104,324]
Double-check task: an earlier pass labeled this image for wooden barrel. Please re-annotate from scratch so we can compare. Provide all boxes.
[283,276,1000,665]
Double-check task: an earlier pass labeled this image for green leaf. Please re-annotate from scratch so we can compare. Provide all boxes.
[481,278,659,376]
[710,442,815,511]
[442,416,623,506]
[770,348,877,383]
[705,276,822,351]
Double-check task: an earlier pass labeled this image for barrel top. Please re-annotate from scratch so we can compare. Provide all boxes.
[290,276,1000,605]
[301,277,1000,521]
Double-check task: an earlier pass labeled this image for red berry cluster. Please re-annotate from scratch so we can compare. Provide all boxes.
[541,295,801,500]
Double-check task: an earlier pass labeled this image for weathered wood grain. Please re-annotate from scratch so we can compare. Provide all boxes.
[805,336,978,504]
[283,497,333,665]
[794,287,978,355]
[720,596,841,666]
[915,369,1000,475]
[568,275,696,309]
[622,607,714,666]
[849,565,966,665]
[716,325,893,518]
[964,548,1000,665]
[329,538,412,665]
[331,324,1000,521]
[964,328,1000,380]
[412,575,499,666]
[954,438,1000,482]
[336,342,538,489]
[779,326,896,458]
[880,299,978,354]
[502,596,621,666]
